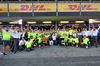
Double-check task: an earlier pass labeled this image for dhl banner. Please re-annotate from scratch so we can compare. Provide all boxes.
[0,3,7,12]
[0,3,100,12]
[9,3,56,12]
[58,3,100,12]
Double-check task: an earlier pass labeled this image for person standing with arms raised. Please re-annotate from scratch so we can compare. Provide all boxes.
[10,25,22,54]
[0,25,12,55]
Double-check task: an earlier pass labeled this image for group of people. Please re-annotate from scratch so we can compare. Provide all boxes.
[0,25,100,55]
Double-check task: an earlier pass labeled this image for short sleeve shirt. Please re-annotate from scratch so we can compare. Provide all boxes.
[2,31,12,40]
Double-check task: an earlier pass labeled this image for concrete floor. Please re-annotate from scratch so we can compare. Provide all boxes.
[0,45,100,66]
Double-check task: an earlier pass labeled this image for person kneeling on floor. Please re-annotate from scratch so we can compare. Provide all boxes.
[25,38,33,52]
[19,37,26,51]
[72,36,79,48]
[81,35,90,49]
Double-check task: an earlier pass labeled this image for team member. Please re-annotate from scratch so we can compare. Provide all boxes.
[83,28,89,37]
[52,33,57,45]
[25,38,33,52]
[64,34,69,46]
[0,26,12,55]
[91,25,100,48]
[81,35,90,49]
[77,29,82,45]
[72,36,79,48]
[10,25,22,54]
[87,28,92,47]
[49,34,53,46]
[33,37,38,47]
[68,36,74,46]
[19,37,26,51]
[37,35,43,47]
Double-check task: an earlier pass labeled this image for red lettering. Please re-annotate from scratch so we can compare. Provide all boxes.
[20,5,29,11]
[29,6,32,11]
[34,5,40,11]
[76,5,87,10]
[68,5,77,10]
[39,5,46,10]
[86,5,92,10]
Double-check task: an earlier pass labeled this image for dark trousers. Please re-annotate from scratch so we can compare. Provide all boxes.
[88,36,92,47]
[91,36,98,47]
[26,47,33,52]
[19,45,25,51]
[53,40,57,45]
[13,38,19,52]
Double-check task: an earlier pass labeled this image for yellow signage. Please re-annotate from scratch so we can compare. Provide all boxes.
[58,3,100,12]
[9,3,56,12]
[0,3,100,12]
[0,3,7,12]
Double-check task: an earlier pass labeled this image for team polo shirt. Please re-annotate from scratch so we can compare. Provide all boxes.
[73,38,79,43]
[30,38,34,44]
[36,33,41,38]
[45,35,49,37]
[68,30,74,35]
[69,38,74,43]
[38,37,42,43]
[59,31,63,36]
[31,33,36,39]
[64,37,69,42]
[25,41,32,48]
[2,31,12,41]
[83,38,89,45]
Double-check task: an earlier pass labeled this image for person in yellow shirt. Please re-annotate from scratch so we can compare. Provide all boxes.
[81,35,90,49]
[0,26,12,55]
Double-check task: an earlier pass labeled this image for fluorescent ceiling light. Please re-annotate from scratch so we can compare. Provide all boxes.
[60,21,69,23]
[0,22,2,24]
[43,21,52,23]
[27,22,36,24]
[75,21,84,23]
[9,22,18,24]
[93,21,100,23]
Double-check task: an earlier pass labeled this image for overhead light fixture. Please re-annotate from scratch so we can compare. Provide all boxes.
[27,22,36,24]
[75,21,84,23]
[9,22,18,24]
[0,22,2,24]
[43,21,52,23]
[18,19,22,24]
[93,21,100,23]
[89,19,93,23]
[60,21,69,23]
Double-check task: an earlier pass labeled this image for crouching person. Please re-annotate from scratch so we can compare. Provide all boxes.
[19,37,26,51]
[25,38,33,52]
[81,35,90,49]
[72,36,79,48]
[68,36,73,46]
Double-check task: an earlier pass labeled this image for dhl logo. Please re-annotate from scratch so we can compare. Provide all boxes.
[63,5,98,10]
[15,5,51,11]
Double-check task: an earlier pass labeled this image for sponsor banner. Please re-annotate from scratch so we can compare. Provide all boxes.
[0,24,21,27]
[1,3,100,12]
[0,3,7,12]
[58,23,87,26]
[58,3,100,12]
[24,24,54,26]
[9,3,56,12]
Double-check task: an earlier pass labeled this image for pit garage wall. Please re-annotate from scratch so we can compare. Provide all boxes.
[0,3,100,17]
